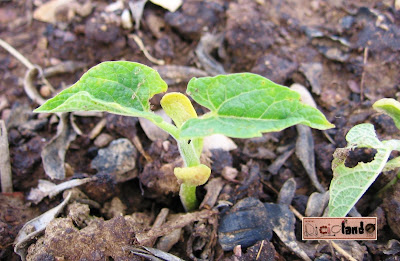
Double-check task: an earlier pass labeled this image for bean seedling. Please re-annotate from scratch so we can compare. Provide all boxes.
[35,61,334,211]
[328,98,400,217]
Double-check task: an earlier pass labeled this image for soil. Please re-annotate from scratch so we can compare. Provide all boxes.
[1,0,400,260]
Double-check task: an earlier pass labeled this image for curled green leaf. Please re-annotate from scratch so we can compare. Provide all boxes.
[373,98,400,130]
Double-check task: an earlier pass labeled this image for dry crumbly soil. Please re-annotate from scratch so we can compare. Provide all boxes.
[1,0,400,260]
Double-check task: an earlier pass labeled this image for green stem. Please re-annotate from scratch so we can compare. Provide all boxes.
[180,183,198,212]
[152,119,179,139]
[152,119,203,211]
[177,139,200,167]
[177,139,201,211]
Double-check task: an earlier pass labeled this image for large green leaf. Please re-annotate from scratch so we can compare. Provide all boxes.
[328,123,400,217]
[180,73,334,138]
[34,61,168,122]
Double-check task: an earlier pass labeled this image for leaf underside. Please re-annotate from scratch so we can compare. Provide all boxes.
[328,123,400,217]
[181,73,334,138]
[34,61,168,122]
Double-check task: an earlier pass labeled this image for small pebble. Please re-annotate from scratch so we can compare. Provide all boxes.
[94,133,114,148]
[40,85,52,98]
[221,166,238,181]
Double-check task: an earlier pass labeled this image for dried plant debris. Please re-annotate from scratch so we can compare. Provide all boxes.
[299,63,323,95]
[14,192,72,260]
[126,246,185,261]
[136,209,215,246]
[203,134,237,152]
[291,84,326,193]
[0,120,12,193]
[27,178,94,204]
[41,113,77,180]
[277,178,296,205]
[305,27,350,62]
[195,33,226,75]
[332,241,367,261]
[128,0,146,30]
[199,177,224,209]
[296,125,326,193]
[383,240,400,255]
[305,191,329,217]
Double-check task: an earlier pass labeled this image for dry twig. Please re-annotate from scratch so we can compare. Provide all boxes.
[0,120,12,193]
[128,34,165,65]
[0,38,54,101]
[88,118,107,140]
[360,47,369,102]
[0,38,35,69]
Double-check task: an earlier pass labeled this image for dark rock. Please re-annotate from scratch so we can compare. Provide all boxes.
[218,197,272,251]
[82,173,116,203]
[84,16,121,44]
[154,35,175,60]
[91,138,137,176]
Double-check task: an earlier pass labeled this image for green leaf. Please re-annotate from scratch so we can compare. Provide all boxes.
[34,61,168,122]
[373,98,400,130]
[328,123,398,217]
[180,73,334,138]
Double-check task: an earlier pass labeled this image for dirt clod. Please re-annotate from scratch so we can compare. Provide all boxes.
[26,215,140,261]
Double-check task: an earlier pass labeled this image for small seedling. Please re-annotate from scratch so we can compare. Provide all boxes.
[328,98,400,217]
[34,61,334,211]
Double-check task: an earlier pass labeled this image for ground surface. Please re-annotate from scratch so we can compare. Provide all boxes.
[1,0,400,260]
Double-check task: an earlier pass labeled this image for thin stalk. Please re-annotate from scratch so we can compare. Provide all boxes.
[152,119,179,140]
[177,139,200,167]
[180,184,198,212]
[177,139,201,211]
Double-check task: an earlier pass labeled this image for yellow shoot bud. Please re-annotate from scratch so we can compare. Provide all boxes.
[160,92,197,128]
[174,164,211,186]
